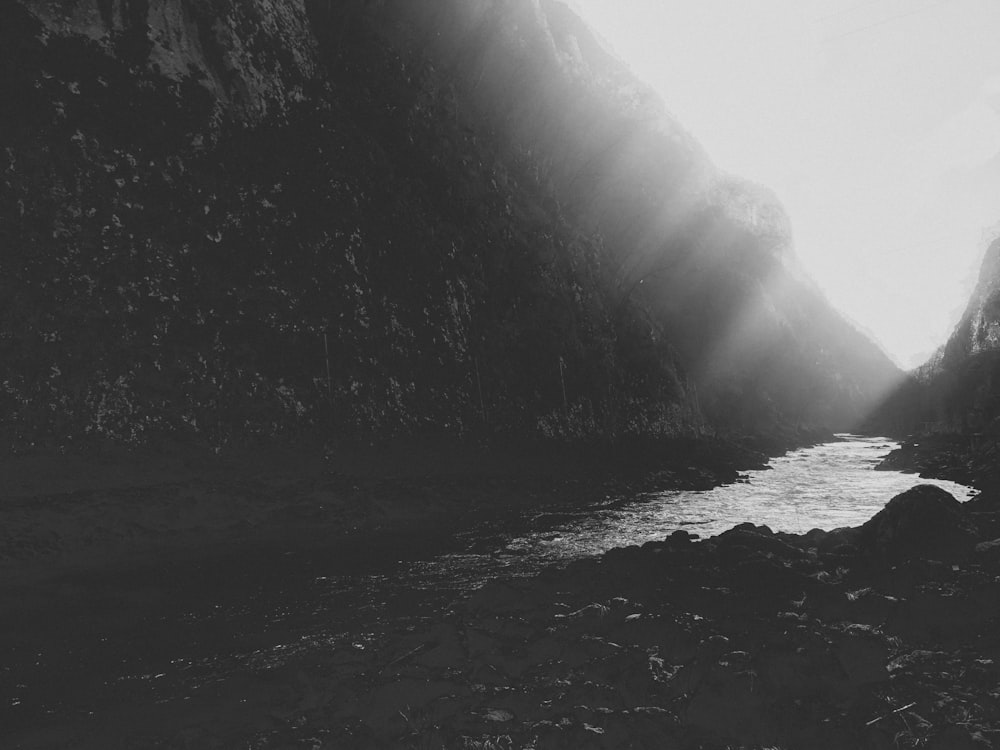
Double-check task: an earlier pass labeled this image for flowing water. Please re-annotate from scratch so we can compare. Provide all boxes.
[149,435,974,703]
[492,433,976,560]
[3,434,978,738]
[380,434,977,597]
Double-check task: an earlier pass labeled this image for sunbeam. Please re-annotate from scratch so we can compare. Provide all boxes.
[569,0,1000,368]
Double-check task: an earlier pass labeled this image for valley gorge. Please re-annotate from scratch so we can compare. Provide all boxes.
[3,2,1000,749]
[1,0,901,451]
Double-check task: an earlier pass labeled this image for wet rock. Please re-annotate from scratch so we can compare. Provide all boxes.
[700,633,731,657]
[927,725,990,750]
[531,718,622,750]
[475,615,536,641]
[885,648,945,675]
[465,628,501,658]
[567,602,611,620]
[733,521,775,535]
[884,589,989,645]
[715,524,809,561]
[465,581,540,615]
[467,663,511,687]
[475,707,515,722]
[609,615,696,658]
[843,588,899,626]
[974,537,1000,557]
[582,649,651,701]
[665,529,697,546]
[655,658,702,698]
[801,527,827,546]
[554,602,612,635]
[833,633,889,686]
[640,539,668,556]
[756,643,844,700]
[165,727,223,749]
[810,525,862,555]
[485,649,532,679]
[728,556,810,600]
[804,585,851,621]
[681,665,768,743]
[858,485,977,562]
[602,544,643,564]
[413,628,465,670]
[718,649,751,668]
[360,678,466,733]
[607,596,634,611]
[525,634,586,668]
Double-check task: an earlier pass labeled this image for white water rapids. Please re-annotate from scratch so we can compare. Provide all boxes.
[403,434,977,591]
[527,433,975,551]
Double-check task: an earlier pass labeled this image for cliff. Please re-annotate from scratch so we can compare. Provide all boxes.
[884,231,1000,435]
[378,0,900,431]
[1,0,898,451]
[937,232,1000,367]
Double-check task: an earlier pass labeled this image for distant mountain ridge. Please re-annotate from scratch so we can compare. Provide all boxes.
[1,0,899,451]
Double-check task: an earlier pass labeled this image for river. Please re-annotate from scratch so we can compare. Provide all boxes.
[3,434,977,743]
[357,433,976,604]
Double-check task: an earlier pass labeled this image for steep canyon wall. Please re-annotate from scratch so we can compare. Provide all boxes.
[1,0,899,450]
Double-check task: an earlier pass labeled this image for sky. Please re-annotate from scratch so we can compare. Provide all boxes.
[568,0,1000,368]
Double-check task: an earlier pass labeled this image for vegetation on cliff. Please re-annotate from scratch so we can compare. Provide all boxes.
[2,0,898,452]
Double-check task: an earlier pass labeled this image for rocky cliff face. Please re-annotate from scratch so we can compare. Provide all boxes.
[345,0,901,432]
[1,0,898,451]
[27,0,318,118]
[941,234,1000,363]
[896,232,1000,433]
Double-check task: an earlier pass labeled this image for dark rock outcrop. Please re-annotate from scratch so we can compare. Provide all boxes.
[857,484,977,562]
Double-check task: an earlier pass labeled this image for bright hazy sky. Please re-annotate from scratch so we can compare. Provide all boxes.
[569,0,1000,368]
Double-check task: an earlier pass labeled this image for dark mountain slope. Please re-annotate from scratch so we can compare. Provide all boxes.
[339,0,903,430]
[1,0,897,452]
[888,232,1000,435]
[870,231,1000,491]
[1,0,697,450]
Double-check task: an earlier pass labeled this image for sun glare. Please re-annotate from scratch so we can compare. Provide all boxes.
[569,0,1000,368]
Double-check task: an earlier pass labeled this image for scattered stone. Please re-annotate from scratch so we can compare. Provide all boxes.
[477,707,515,722]
[974,537,1000,556]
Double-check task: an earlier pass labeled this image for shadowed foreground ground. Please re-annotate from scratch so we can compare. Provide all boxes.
[3,444,999,749]
[211,486,1000,750]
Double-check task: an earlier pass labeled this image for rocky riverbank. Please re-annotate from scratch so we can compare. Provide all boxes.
[283,490,1000,748]
[0,434,786,588]
[186,485,996,750]
[876,434,1000,495]
[7,474,1000,749]
[3,431,804,748]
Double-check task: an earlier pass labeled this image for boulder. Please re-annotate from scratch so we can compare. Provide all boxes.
[974,537,1000,558]
[858,485,977,562]
[834,633,889,687]
[803,525,861,555]
[714,524,807,560]
[666,529,698,545]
